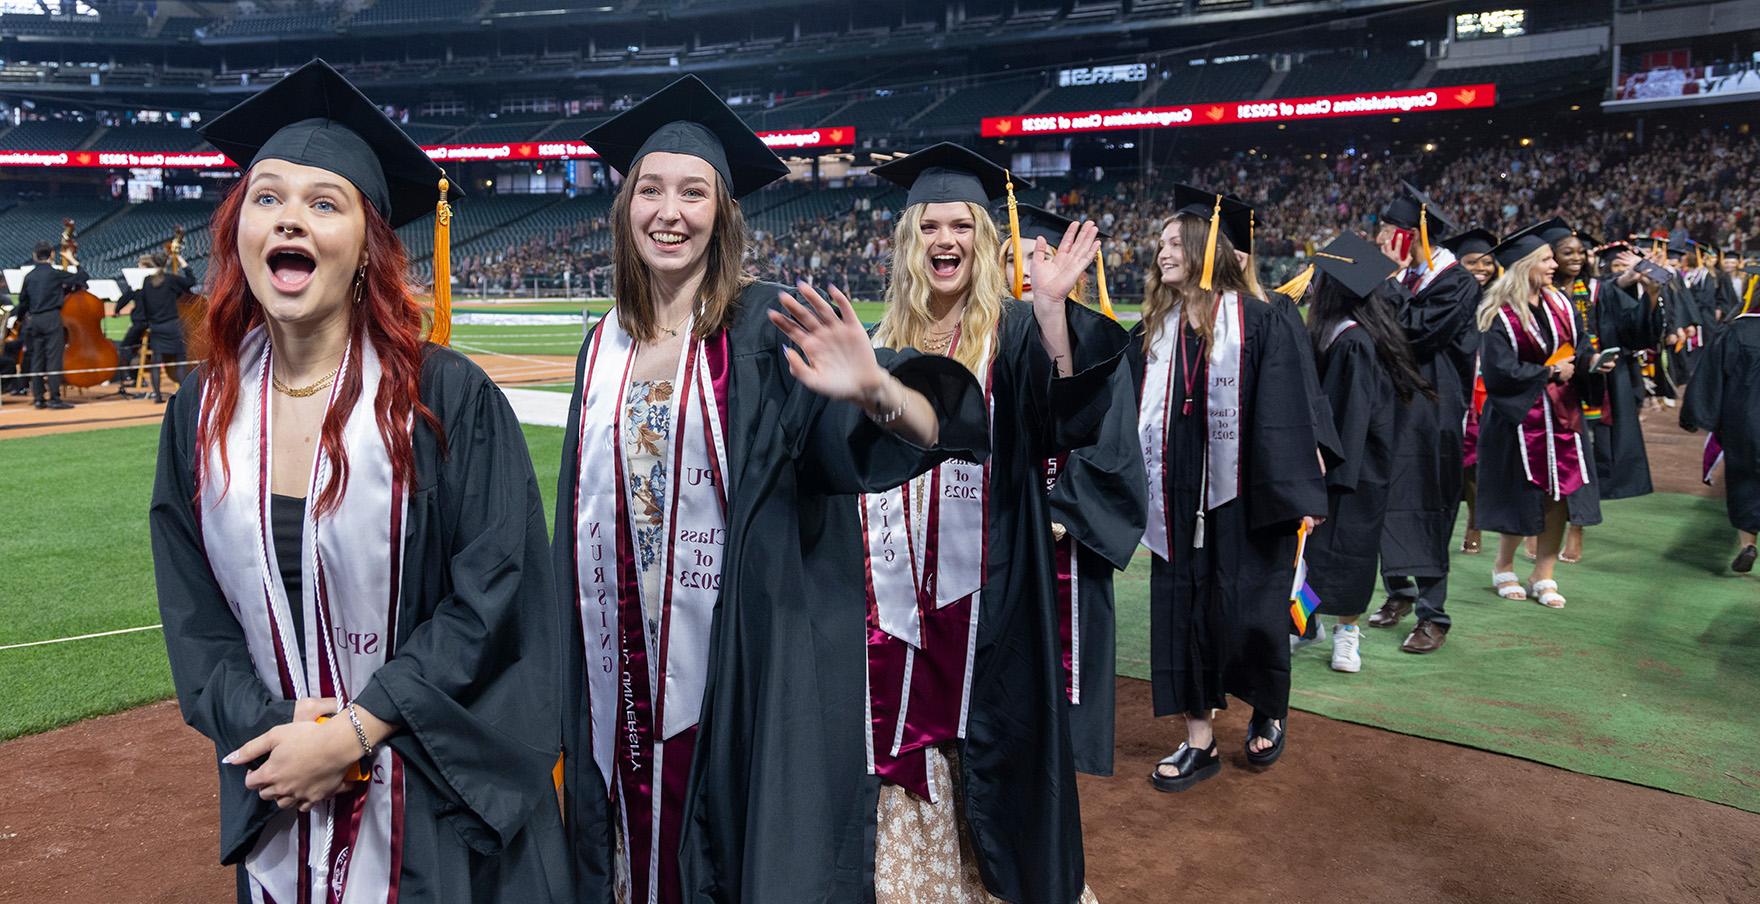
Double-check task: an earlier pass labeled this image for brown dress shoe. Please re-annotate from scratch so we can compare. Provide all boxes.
[1400,620,1447,654]
[1367,597,1413,628]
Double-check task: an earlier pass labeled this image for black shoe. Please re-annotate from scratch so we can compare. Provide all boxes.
[45,399,73,410]
[33,400,46,409]
[1245,712,1286,768]
[150,392,165,404]
[1149,741,1221,793]
[1734,545,1758,574]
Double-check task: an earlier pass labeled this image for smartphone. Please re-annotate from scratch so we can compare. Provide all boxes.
[1593,347,1622,369]
[1635,259,1671,282]
[1389,227,1414,262]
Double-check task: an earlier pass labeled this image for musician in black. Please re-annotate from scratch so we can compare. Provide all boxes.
[17,241,87,410]
[115,255,154,390]
[130,251,198,402]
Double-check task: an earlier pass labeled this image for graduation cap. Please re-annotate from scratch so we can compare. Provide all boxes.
[877,143,1034,296]
[1380,180,1455,269]
[1593,240,1632,264]
[1440,227,1496,259]
[1311,231,1398,299]
[1171,184,1253,291]
[581,74,788,199]
[199,58,462,344]
[991,202,1116,318]
[1538,221,1599,250]
[872,142,1024,209]
[1492,219,1560,269]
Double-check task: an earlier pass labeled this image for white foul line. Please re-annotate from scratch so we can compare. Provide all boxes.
[0,624,163,651]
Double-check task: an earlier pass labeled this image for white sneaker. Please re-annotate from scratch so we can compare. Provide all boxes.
[1331,623,1362,673]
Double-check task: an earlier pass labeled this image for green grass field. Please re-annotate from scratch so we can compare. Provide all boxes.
[8,315,1754,814]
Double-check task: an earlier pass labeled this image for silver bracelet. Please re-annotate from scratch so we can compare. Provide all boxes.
[864,379,907,425]
[342,703,373,760]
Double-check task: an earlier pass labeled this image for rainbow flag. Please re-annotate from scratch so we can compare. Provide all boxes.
[1288,522,1324,635]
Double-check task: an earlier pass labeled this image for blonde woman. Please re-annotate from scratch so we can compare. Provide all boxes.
[864,143,1129,904]
[1136,184,1327,793]
[1475,219,1611,609]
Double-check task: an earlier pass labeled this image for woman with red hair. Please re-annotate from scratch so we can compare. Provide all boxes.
[150,60,566,903]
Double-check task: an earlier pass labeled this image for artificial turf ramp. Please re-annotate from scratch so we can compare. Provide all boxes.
[0,422,568,741]
[1114,491,1760,813]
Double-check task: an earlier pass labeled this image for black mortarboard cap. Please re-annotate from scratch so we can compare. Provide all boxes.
[1380,180,1457,234]
[1667,237,1690,257]
[1493,219,1559,269]
[998,203,1110,244]
[1593,240,1631,263]
[1171,184,1253,253]
[1440,228,1496,258]
[582,74,788,199]
[1538,221,1598,249]
[873,142,1027,208]
[1312,231,1397,299]
[199,59,457,228]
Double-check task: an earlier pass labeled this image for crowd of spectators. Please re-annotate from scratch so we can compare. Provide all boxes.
[445,126,1758,300]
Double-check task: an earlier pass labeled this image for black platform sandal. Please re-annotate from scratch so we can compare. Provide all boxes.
[1245,713,1286,768]
[1149,741,1221,793]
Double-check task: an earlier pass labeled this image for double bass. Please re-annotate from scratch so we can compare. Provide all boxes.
[56,218,118,390]
[166,226,210,362]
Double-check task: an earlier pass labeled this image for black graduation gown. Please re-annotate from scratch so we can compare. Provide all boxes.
[1270,294,1346,468]
[1681,315,1760,533]
[1379,265,1477,579]
[1585,279,1662,500]
[552,282,992,904]
[151,347,570,904]
[1045,363,1147,778]
[1664,277,1709,386]
[929,299,1128,904]
[1475,303,1599,536]
[1132,301,1328,722]
[1307,322,1399,617]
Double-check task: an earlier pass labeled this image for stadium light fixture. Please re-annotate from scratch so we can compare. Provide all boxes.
[1391,117,1402,123]
[1519,137,1532,147]
[1423,142,1436,152]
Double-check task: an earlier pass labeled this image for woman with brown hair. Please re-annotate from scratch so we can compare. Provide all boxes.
[150,60,567,903]
[554,81,987,904]
[1137,184,1327,792]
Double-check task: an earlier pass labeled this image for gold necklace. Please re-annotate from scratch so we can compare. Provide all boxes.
[659,310,693,338]
[273,367,339,398]
[922,329,957,355]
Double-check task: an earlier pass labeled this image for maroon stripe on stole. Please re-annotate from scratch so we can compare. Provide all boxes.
[1053,537,1075,702]
[655,726,698,904]
[298,812,312,904]
[861,502,927,798]
[312,559,339,700]
[703,329,730,455]
[386,754,405,904]
[328,782,371,903]
[652,339,700,738]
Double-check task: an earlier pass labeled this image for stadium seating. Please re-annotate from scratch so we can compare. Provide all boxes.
[1151,60,1270,104]
[0,120,98,151]
[911,79,1046,132]
[1026,80,1152,114]
[1274,47,1426,98]
[740,96,851,132]
[0,199,126,272]
[839,91,940,134]
[348,0,480,27]
[87,125,205,153]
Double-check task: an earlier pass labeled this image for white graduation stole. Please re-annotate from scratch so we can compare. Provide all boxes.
[199,327,407,904]
[860,331,992,648]
[572,309,729,791]
[1139,292,1244,558]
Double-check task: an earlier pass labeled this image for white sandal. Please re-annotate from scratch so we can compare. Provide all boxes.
[1493,571,1527,601]
[1529,579,1566,609]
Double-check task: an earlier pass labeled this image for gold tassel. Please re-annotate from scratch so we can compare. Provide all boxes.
[1004,170,1024,300]
[1273,264,1315,301]
[1418,207,1434,270]
[430,174,453,346]
[1199,194,1221,292]
[1094,248,1115,320]
[1744,274,1757,315]
[1249,210,1255,255]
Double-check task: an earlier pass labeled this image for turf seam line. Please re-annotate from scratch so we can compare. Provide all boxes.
[0,624,163,651]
